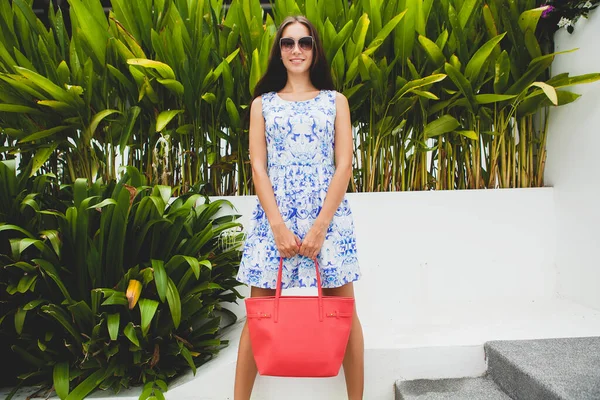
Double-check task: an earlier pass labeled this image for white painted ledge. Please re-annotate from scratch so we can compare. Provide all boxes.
[4,188,600,399]
[6,297,598,400]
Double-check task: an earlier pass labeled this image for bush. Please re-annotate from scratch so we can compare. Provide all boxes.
[0,163,244,399]
[1,0,599,193]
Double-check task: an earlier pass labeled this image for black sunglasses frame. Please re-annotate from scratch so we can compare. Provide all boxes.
[279,36,315,52]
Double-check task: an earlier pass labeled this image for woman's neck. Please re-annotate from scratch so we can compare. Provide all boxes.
[280,75,317,93]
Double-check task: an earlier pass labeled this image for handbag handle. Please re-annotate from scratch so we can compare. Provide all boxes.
[274,257,324,323]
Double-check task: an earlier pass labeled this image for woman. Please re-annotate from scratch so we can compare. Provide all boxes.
[234,15,364,400]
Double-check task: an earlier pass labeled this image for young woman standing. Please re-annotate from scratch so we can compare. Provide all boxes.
[234,15,364,400]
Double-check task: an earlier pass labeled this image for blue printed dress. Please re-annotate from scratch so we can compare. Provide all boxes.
[236,90,361,289]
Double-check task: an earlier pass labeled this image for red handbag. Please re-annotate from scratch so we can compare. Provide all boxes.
[245,258,355,377]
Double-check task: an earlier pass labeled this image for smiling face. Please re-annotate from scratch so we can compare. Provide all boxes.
[279,22,314,75]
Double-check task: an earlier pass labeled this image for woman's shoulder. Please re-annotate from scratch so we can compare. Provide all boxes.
[261,91,277,100]
[321,90,345,100]
[251,92,277,109]
[321,90,347,109]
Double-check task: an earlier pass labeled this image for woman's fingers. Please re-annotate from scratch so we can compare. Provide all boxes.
[280,237,300,258]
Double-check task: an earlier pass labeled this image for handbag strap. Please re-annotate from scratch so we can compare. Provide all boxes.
[274,257,324,323]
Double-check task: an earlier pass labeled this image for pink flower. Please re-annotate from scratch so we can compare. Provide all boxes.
[542,5,556,18]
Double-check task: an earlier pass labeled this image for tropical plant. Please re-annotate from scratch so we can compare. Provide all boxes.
[1,0,599,195]
[336,0,600,190]
[0,163,244,399]
[538,0,599,34]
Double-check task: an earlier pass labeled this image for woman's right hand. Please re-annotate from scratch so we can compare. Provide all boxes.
[271,222,301,258]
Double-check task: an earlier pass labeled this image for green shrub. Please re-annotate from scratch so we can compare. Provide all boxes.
[1,0,599,193]
[0,163,244,399]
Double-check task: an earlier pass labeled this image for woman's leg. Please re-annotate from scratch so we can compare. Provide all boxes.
[234,286,276,400]
[323,282,364,400]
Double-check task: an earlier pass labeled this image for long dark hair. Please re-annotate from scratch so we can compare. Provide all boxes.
[252,16,334,99]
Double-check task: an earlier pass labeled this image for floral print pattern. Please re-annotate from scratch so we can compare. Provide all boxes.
[236,90,361,289]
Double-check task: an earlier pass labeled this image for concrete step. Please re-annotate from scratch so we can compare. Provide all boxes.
[395,376,512,400]
[486,337,600,400]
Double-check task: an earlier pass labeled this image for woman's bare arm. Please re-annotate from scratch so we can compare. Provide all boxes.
[249,96,301,258]
[299,92,353,259]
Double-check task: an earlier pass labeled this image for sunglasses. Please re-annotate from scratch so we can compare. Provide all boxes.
[279,36,314,52]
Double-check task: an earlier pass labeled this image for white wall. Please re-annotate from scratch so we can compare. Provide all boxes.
[545,9,600,310]
[217,188,558,344]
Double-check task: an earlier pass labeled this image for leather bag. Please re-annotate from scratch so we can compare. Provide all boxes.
[245,258,354,377]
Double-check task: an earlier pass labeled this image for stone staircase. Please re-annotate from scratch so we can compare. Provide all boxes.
[395,337,600,400]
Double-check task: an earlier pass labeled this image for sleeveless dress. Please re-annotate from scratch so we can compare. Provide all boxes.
[236,90,361,289]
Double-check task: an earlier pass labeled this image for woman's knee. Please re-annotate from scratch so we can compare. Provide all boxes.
[322,282,355,298]
[250,286,276,298]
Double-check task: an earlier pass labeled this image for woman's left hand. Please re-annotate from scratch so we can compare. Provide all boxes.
[299,221,328,259]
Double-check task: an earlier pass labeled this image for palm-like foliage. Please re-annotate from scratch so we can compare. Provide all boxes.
[0,163,244,399]
[1,0,599,193]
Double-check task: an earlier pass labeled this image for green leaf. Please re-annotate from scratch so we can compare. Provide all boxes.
[179,345,196,375]
[89,198,117,209]
[444,63,476,112]
[17,274,37,293]
[23,299,46,311]
[107,313,120,341]
[395,0,417,65]
[546,73,600,89]
[213,48,241,80]
[35,100,75,112]
[42,304,82,346]
[350,13,370,62]
[153,259,167,303]
[124,322,140,347]
[494,50,511,94]
[392,74,447,103]
[127,59,176,79]
[157,78,184,96]
[166,278,182,329]
[15,67,76,105]
[475,94,517,104]
[54,362,70,399]
[448,3,468,62]
[364,10,406,56]
[464,33,506,86]
[456,130,478,140]
[19,125,69,143]
[524,28,542,60]
[483,4,499,38]
[424,115,461,138]
[65,368,107,400]
[139,382,153,400]
[226,98,241,130]
[458,0,478,28]
[165,255,203,279]
[36,259,73,303]
[119,106,141,152]
[139,299,159,337]
[325,20,354,65]
[249,48,261,95]
[11,345,44,368]
[506,51,576,95]
[15,308,27,335]
[101,292,128,306]
[418,35,445,68]
[201,93,217,105]
[31,144,58,177]
[516,90,581,116]
[518,6,547,34]
[89,109,120,140]
[0,224,35,238]
[156,110,184,132]
[69,0,108,68]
